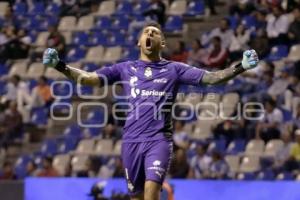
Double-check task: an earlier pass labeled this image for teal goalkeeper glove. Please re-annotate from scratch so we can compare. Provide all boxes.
[43,48,59,68]
[241,49,259,70]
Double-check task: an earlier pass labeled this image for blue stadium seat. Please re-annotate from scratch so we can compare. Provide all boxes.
[26,16,44,31]
[41,139,58,156]
[133,1,150,14]
[89,31,109,46]
[30,2,45,16]
[0,63,8,76]
[209,139,226,153]
[228,16,239,30]
[185,1,205,16]
[52,81,74,97]
[107,32,126,46]
[122,48,139,60]
[277,172,294,180]
[115,1,133,15]
[63,124,82,139]
[0,81,6,95]
[94,17,112,30]
[266,45,289,61]
[257,170,275,180]
[227,139,246,155]
[83,127,102,138]
[58,136,78,153]
[13,2,27,15]
[83,63,99,72]
[164,16,183,32]
[72,32,90,46]
[46,3,60,16]
[76,85,94,95]
[14,155,31,178]
[86,109,106,124]
[242,15,257,30]
[239,172,256,180]
[280,107,293,122]
[111,16,130,30]
[52,98,72,113]
[31,108,48,126]
[66,48,86,62]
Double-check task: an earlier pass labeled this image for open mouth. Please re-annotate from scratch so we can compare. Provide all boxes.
[146,38,152,49]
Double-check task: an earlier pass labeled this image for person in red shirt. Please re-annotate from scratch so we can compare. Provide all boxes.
[203,36,228,69]
[37,157,59,177]
[170,41,188,63]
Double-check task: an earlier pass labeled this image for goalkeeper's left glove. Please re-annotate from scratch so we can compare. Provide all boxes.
[43,48,59,68]
[241,49,259,70]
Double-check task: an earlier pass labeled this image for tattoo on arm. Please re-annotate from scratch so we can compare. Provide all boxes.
[201,63,245,85]
[55,61,100,86]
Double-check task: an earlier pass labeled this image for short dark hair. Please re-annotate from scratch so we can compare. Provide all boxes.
[142,21,162,31]
[212,36,221,43]
[139,21,165,39]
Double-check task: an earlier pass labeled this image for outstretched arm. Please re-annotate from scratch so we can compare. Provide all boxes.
[201,50,259,85]
[43,48,100,86]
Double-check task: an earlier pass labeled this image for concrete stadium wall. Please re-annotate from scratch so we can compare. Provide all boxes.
[24,178,300,200]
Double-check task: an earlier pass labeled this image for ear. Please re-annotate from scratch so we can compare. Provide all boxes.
[161,39,166,48]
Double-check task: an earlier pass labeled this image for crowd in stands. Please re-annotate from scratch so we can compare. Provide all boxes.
[0,0,300,182]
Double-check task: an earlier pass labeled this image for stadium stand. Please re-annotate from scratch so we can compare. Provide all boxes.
[0,0,300,183]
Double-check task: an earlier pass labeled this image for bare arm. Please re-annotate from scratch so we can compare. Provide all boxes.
[55,61,100,86]
[201,63,245,85]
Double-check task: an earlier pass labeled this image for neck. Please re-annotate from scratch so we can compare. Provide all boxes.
[139,52,161,62]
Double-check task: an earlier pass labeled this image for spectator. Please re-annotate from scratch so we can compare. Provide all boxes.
[201,18,234,49]
[267,66,291,100]
[173,120,189,150]
[46,25,66,59]
[187,39,207,67]
[37,157,59,177]
[3,75,28,103]
[229,24,251,61]
[18,76,53,123]
[0,161,17,180]
[254,9,268,31]
[101,124,121,141]
[60,0,92,17]
[169,149,189,178]
[204,0,217,15]
[112,157,124,178]
[288,6,300,44]
[266,5,290,45]
[284,71,300,116]
[26,160,40,177]
[229,0,256,16]
[273,130,293,169]
[188,144,211,179]
[249,29,270,58]
[169,41,188,63]
[208,151,229,179]
[256,98,283,142]
[282,129,300,172]
[0,101,23,146]
[203,36,228,68]
[213,120,240,145]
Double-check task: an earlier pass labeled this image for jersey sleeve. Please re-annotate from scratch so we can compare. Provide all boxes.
[176,62,206,85]
[95,64,121,85]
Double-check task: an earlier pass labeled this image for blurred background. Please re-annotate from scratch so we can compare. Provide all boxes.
[1,0,300,199]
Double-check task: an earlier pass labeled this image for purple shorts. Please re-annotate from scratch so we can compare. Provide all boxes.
[121,139,173,196]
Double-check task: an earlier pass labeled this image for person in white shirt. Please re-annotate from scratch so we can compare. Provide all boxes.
[188,144,212,179]
[201,18,234,49]
[3,75,29,103]
[229,24,251,61]
[256,98,283,142]
[266,5,290,44]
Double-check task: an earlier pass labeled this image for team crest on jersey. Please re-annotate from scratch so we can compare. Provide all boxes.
[144,67,152,78]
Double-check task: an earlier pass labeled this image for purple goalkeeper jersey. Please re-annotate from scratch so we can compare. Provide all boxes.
[96,59,205,143]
